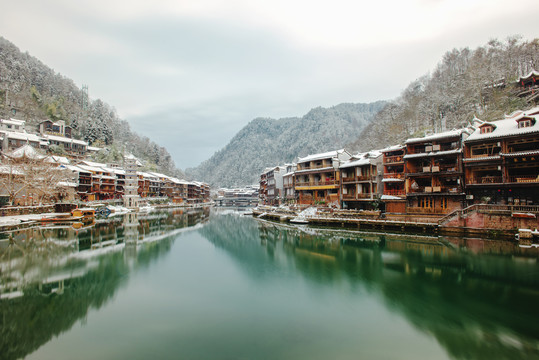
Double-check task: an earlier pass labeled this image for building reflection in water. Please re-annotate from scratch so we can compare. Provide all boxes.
[0,208,209,360]
[199,213,539,360]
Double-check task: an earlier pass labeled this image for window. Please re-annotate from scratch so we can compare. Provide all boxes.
[441,197,447,209]
[518,120,532,128]
[480,126,493,134]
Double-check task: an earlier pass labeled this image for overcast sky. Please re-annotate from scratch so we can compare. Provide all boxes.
[1,0,539,169]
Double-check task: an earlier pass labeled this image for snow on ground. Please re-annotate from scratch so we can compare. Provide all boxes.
[0,213,54,227]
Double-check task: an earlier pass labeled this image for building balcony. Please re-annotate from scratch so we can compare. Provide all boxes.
[508,175,539,184]
[342,193,374,200]
[467,176,503,185]
[384,172,404,179]
[297,163,331,171]
[342,175,374,183]
[406,207,442,214]
[383,189,405,196]
[384,155,404,164]
[408,186,462,194]
[295,180,339,188]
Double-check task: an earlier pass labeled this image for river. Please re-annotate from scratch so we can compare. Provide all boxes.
[1,208,538,360]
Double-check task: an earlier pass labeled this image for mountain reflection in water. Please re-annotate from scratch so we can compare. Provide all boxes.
[200,212,539,360]
[1,208,538,360]
[0,208,209,360]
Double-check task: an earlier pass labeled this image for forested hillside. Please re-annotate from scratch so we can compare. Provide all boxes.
[0,37,181,176]
[349,36,539,152]
[187,102,386,187]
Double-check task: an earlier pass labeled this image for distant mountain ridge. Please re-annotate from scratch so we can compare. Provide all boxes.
[187,102,386,187]
[0,36,181,177]
[348,36,539,153]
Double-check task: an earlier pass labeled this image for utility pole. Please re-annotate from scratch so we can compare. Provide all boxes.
[81,84,89,112]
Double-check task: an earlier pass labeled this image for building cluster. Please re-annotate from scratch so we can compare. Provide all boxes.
[0,118,210,206]
[0,119,99,157]
[215,186,259,207]
[260,106,539,216]
[62,160,209,204]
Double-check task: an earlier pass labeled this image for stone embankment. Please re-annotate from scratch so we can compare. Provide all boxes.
[253,204,539,240]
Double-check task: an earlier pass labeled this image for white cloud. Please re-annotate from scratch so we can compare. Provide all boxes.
[0,0,538,169]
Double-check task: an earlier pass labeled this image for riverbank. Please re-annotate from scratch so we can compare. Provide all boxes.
[252,205,539,241]
[0,202,214,232]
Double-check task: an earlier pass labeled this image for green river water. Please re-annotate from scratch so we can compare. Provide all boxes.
[1,208,538,360]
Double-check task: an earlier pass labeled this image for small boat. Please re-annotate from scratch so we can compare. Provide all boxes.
[512,212,536,219]
[71,208,96,218]
[138,205,155,213]
[41,208,96,223]
[41,214,82,222]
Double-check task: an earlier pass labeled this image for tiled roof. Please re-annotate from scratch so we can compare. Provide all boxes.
[297,149,349,163]
[463,155,501,163]
[382,178,404,183]
[466,109,539,142]
[501,150,539,157]
[340,158,371,168]
[405,128,468,144]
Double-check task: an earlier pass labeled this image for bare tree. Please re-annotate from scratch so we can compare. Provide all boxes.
[0,155,70,205]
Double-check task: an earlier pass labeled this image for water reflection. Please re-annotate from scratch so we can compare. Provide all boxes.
[200,212,539,360]
[0,208,209,360]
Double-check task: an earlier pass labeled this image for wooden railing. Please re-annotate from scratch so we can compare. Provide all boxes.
[408,186,462,194]
[467,176,503,184]
[438,204,539,225]
[295,180,338,187]
[508,175,539,183]
[383,189,405,196]
[384,173,404,179]
[384,155,404,164]
[297,163,331,171]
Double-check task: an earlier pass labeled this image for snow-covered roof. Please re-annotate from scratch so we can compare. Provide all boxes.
[466,110,539,142]
[405,128,469,144]
[501,149,539,157]
[294,166,335,174]
[382,178,404,183]
[297,149,349,163]
[148,171,171,180]
[1,131,43,142]
[111,168,126,175]
[47,155,70,165]
[340,158,371,168]
[8,144,46,160]
[80,160,107,168]
[404,149,461,159]
[76,164,103,173]
[46,134,88,146]
[517,70,539,83]
[65,164,92,174]
[430,149,462,157]
[0,165,24,175]
[381,194,404,200]
[137,171,159,179]
[403,153,429,159]
[57,181,78,188]
[463,155,502,163]
[0,118,25,126]
[380,144,405,153]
